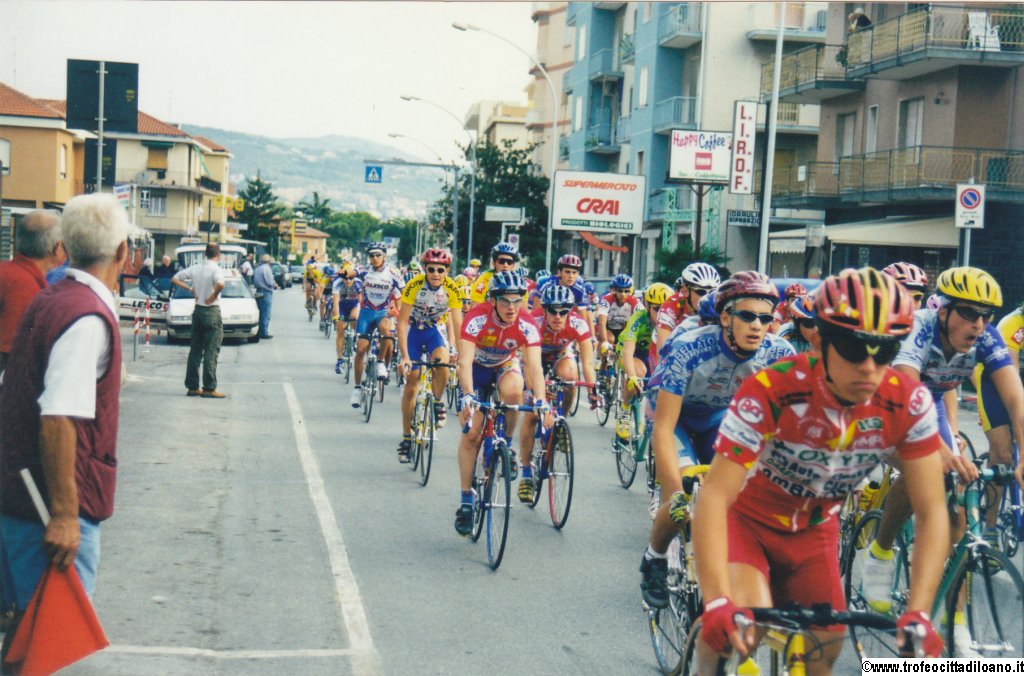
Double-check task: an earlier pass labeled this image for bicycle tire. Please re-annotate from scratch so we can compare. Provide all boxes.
[616,436,638,489]
[945,545,1024,658]
[595,393,611,426]
[549,419,574,529]
[377,376,385,403]
[419,394,434,487]
[528,432,545,509]
[486,441,512,570]
[470,477,485,543]
[362,380,374,423]
[569,384,581,417]
[650,538,696,675]
[958,431,978,462]
[344,355,352,384]
[844,510,908,659]
[410,399,423,472]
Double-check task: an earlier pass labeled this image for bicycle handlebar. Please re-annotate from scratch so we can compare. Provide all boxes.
[460,398,548,433]
[545,379,596,389]
[406,360,457,369]
[738,603,897,632]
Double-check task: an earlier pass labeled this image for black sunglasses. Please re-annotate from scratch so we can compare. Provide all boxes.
[545,308,571,317]
[368,252,384,258]
[425,266,447,274]
[797,318,817,330]
[495,257,516,265]
[829,331,901,365]
[952,305,995,324]
[687,286,709,297]
[731,310,774,325]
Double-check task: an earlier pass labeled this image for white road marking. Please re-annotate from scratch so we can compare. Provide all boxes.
[106,645,360,659]
[284,382,381,675]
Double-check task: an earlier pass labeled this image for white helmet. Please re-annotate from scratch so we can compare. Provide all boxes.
[681,262,721,291]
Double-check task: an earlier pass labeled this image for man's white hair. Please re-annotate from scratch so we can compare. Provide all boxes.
[61,193,130,267]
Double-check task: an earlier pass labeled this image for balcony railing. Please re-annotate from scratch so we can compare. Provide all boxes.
[616,115,632,144]
[563,62,578,93]
[112,170,210,192]
[653,96,699,134]
[760,162,840,200]
[619,33,635,64]
[585,122,620,154]
[846,5,1024,79]
[658,3,703,49]
[588,48,623,81]
[559,135,570,160]
[760,44,865,103]
[747,2,828,42]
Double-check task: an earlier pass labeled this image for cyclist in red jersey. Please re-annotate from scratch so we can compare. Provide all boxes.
[771,281,808,332]
[690,268,949,670]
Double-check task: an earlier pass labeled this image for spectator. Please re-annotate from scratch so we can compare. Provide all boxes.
[848,7,872,32]
[138,257,156,296]
[0,210,63,374]
[253,254,278,340]
[240,253,255,287]
[154,255,175,279]
[0,193,129,636]
[172,243,226,398]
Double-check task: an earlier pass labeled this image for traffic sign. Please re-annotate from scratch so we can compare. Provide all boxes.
[955,183,985,229]
[507,233,520,249]
[485,205,523,222]
[364,165,382,183]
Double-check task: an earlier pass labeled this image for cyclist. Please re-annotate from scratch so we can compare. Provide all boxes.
[332,263,362,373]
[516,285,599,503]
[318,264,336,320]
[770,281,807,331]
[468,257,482,274]
[469,242,520,308]
[537,254,592,331]
[664,291,719,339]
[654,262,721,352]
[304,260,324,310]
[453,273,472,312]
[882,261,929,310]
[687,267,949,670]
[596,274,639,369]
[614,283,672,443]
[774,294,818,354]
[349,242,404,408]
[454,270,548,536]
[463,266,478,281]
[396,248,463,462]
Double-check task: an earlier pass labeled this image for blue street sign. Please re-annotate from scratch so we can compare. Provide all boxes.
[364,165,382,183]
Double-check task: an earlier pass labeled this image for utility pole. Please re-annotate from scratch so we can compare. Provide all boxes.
[96,61,106,190]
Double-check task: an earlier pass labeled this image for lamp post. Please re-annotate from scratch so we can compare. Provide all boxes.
[453,21,559,272]
[400,95,477,268]
[389,132,450,254]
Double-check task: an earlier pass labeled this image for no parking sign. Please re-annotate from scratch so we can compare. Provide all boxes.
[955,184,985,229]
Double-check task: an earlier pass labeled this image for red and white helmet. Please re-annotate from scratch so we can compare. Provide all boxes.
[556,254,583,270]
[421,248,452,266]
[816,267,914,338]
[881,262,928,292]
[714,271,778,313]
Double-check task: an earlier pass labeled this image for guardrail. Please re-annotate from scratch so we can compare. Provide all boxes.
[658,3,702,46]
[839,146,1024,194]
[760,44,850,98]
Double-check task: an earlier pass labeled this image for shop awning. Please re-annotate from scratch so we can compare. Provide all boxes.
[770,237,807,254]
[769,216,959,250]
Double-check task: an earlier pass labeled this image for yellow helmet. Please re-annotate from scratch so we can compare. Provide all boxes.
[453,274,469,287]
[936,267,1002,308]
[469,258,482,268]
[644,283,673,306]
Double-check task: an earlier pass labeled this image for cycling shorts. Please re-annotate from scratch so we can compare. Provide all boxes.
[676,409,728,465]
[408,325,448,364]
[727,508,845,632]
[977,374,1011,432]
[542,346,577,367]
[337,300,359,317]
[471,359,521,401]
[356,307,392,338]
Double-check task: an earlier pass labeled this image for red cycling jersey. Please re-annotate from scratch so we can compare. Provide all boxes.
[715,353,940,532]
[656,292,695,332]
[531,309,592,360]
[460,303,541,368]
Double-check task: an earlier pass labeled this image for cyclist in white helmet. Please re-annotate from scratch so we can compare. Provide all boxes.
[654,262,720,358]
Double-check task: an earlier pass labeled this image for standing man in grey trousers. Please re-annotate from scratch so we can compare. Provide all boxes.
[172,243,227,398]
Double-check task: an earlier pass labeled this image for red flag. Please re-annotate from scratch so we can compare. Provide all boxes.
[2,564,108,675]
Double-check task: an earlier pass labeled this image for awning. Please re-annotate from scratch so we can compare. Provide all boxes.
[769,216,959,250]
[770,237,807,254]
[579,231,629,253]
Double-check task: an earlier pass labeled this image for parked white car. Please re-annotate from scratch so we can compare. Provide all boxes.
[166,271,259,343]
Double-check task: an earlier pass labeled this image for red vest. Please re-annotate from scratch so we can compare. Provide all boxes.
[0,278,122,522]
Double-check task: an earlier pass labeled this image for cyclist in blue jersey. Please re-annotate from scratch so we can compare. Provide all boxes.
[350,242,404,408]
[775,294,818,355]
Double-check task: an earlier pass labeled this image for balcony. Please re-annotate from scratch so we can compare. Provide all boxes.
[563,62,578,94]
[758,102,820,133]
[846,5,1024,80]
[759,162,841,209]
[588,49,623,82]
[559,135,570,161]
[838,146,1024,204]
[566,1,579,26]
[747,2,828,43]
[653,96,699,134]
[760,44,865,104]
[658,3,703,50]
[619,33,635,64]
[616,115,632,145]
[113,170,209,193]
[594,0,626,9]
[525,109,547,129]
[585,122,619,155]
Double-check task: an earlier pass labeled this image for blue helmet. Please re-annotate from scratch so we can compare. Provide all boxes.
[789,294,816,320]
[490,241,520,261]
[610,274,634,290]
[541,284,575,309]
[535,269,551,281]
[323,265,335,277]
[583,281,595,295]
[698,292,719,323]
[488,270,528,296]
[366,241,386,255]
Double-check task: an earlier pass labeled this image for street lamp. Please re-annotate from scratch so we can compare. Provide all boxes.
[389,132,448,252]
[400,95,477,268]
[452,21,559,271]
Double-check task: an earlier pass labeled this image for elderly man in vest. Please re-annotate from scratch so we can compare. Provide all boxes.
[0,193,129,627]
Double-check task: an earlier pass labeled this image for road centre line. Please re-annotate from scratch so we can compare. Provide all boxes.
[106,645,360,660]
[283,383,381,675]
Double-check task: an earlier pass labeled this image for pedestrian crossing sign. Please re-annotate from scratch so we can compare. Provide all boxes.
[364,165,382,184]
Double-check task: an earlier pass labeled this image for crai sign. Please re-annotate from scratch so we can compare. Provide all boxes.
[551,170,646,235]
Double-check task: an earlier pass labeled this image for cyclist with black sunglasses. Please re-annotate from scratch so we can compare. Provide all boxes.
[882,261,929,310]
[654,262,720,359]
[688,267,948,669]
[775,294,818,354]
[468,242,520,308]
[640,271,795,610]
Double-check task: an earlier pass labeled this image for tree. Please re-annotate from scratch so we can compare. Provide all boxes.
[297,192,332,225]
[237,173,286,257]
[429,139,550,270]
[653,242,731,285]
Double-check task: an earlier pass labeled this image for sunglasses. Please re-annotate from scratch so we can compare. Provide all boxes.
[687,286,709,297]
[910,292,925,303]
[368,252,384,258]
[952,305,995,324]
[545,308,571,317]
[495,258,516,266]
[425,266,447,274]
[647,303,662,313]
[496,296,524,307]
[797,318,817,330]
[829,331,901,365]
[731,310,774,325]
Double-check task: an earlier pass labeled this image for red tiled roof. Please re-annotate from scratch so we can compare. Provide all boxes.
[37,99,66,116]
[191,134,228,152]
[138,111,187,137]
[0,83,63,119]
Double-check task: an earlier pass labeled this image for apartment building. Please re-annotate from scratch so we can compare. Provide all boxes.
[464,100,531,149]
[528,2,575,181]
[762,2,1024,300]
[559,2,828,282]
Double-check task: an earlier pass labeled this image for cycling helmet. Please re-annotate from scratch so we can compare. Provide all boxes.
[453,274,469,287]
[816,267,914,338]
[487,270,528,297]
[784,282,808,299]
[339,262,355,278]
[674,276,685,290]
[936,266,1002,308]
[610,274,634,290]
[322,265,335,277]
[490,241,520,261]
[469,258,482,268]
[714,271,779,313]
[698,292,719,323]
[535,269,551,281]
[789,294,816,321]
[366,241,386,255]
[408,260,421,271]
[556,254,583,270]
[541,284,575,309]
[681,262,721,291]
[402,270,417,284]
[421,248,452,266]
[462,266,478,279]
[644,283,673,306]
[881,262,928,292]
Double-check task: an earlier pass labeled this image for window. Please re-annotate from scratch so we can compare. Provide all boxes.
[638,66,649,108]
[643,2,652,23]
[637,150,645,176]
[302,241,309,254]
[577,25,587,61]
[865,105,878,153]
[147,147,168,170]
[575,96,583,132]
[897,98,923,149]
[59,145,67,179]
[836,112,856,159]
[148,192,167,217]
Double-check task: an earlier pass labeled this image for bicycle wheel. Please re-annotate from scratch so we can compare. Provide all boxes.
[470,474,486,543]
[945,545,1024,658]
[548,419,574,529]
[569,384,581,417]
[362,365,375,423]
[410,399,424,472]
[343,355,352,384]
[594,384,611,426]
[649,538,690,675]
[844,510,907,659]
[528,432,545,509]
[419,394,435,487]
[616,431,638,489]
[377,374,385,403]
[485,441,512,570]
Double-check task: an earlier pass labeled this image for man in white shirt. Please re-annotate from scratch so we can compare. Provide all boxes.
[172,244,227,398]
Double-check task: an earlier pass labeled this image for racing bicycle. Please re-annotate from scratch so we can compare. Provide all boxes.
[406,360,456,487]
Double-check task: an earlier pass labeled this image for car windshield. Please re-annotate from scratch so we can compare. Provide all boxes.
[172,278,252,300]
[290,265,303,273]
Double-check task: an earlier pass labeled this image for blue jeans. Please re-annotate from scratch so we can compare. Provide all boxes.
[256,291,273,337]
[0,514,101,610]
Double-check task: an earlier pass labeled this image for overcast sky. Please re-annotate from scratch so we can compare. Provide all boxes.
[0,1,537,162]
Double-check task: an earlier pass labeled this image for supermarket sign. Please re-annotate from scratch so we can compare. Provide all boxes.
[669,130,732,183]
[551,170,647,235]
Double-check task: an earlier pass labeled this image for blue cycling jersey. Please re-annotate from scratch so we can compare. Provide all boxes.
[536,277,589,310]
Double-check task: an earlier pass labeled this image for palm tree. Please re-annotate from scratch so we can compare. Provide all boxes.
[297,192,332,225]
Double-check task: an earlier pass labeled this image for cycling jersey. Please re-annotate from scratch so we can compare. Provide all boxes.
[536,277,590,311]
[975,308,1024,431]
[358,266,404,311]
[460,303,541,368]
[716,354,940,532]
[596,293,639,332]
[656,292,695,332]
[307,267,325,286]
[400,273,460,327]
[534,310,591,361]
[469,270,495,305]
[332,277,363,300]
[617,308,655,357]
[776,321,813,354]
